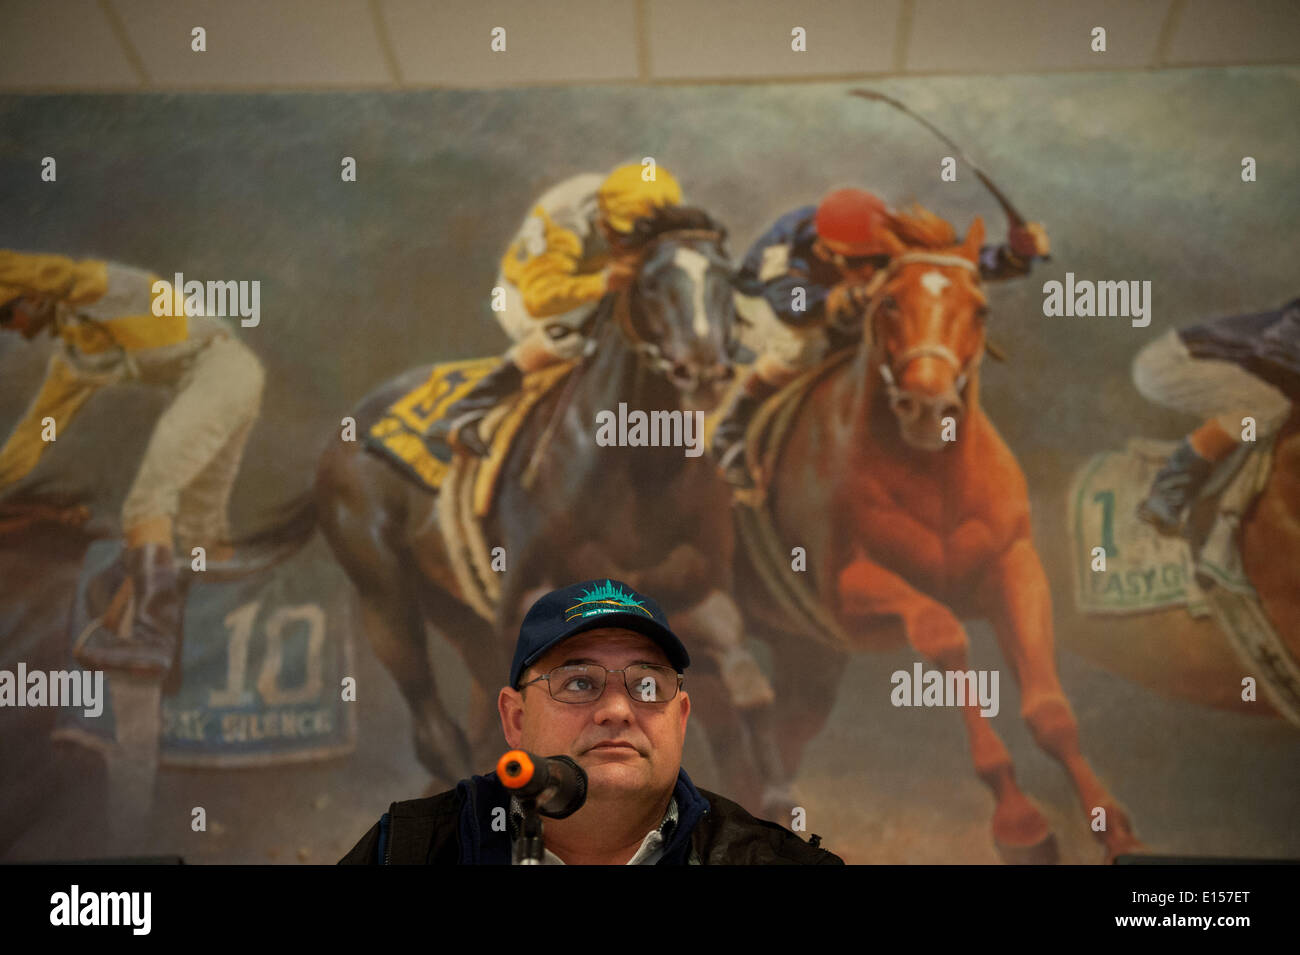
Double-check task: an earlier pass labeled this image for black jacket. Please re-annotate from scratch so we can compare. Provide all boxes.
[338,767,843,865]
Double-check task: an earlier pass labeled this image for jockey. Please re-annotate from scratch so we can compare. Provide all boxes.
[1134,296,1300,534]
[441,163,684,457]
[0,251,265,674]
[713,187,1050,488]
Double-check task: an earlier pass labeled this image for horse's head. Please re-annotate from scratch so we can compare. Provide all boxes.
[866,217,988,452]
[619,207,736,412]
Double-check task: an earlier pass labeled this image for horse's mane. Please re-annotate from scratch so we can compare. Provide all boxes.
[623,205,727,250]
[883,202,957,250]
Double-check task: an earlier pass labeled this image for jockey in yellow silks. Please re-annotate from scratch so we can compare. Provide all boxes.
[440,163,683,456]
[0,250,264,674]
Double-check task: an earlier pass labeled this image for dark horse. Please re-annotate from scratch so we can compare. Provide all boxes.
[314,208,787,803]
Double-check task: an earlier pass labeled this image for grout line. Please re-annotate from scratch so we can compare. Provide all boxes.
[0,60,1295,96]
[368,0,404,88]
[892,0,916,74]
[1153,0,1187,68]
[97,0,150,87]
[635,0,652,83]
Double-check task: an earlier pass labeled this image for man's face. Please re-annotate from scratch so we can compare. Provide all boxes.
[499,628,690,800]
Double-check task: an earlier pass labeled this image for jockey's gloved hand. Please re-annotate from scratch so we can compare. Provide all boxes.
[826,282,873,330]
[605,254,641,294]
[1008,222,1050,259]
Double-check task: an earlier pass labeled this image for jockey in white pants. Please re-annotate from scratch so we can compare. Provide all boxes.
[1133,297,1299,534]
[0,250,265,674]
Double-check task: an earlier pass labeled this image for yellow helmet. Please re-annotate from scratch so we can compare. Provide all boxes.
[597,163,682,234]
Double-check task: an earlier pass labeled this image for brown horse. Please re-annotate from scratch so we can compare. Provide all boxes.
[1045,405,1300,722]
[735,215,1143,863]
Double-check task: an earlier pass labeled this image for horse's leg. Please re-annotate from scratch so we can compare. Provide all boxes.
[759,622,848,784]
[976,537,1143,863]
[839,552,1057,863]
[353,571,473,785]
[416,583,513,771]
[316,450,472,787]
[672,590,796,817]
[679,662,764,811]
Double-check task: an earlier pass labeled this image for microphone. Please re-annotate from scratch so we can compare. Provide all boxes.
[496,750,588,819]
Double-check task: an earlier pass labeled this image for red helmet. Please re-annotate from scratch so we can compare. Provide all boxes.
[814,188,891,256]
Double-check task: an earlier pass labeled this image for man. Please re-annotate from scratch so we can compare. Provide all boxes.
[1134,296,1299,534]
[0,250,265,674]
[437,163,683,457]
[713,187,1050,488]
[339,578,843,865]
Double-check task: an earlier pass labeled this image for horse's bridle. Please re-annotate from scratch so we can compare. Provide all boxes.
[615,228,728,378]
[860,252,984,403]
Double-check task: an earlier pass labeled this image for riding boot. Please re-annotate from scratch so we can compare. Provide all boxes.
[438,360,524,458]
[76,542,182,675]
[1136,436,1216,535]
[86,550,130,622]
[712,374,781,490]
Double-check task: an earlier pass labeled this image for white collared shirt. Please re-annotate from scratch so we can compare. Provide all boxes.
[509,796,679,865]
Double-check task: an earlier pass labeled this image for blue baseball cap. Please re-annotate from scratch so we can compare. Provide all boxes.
[509,578,691,688]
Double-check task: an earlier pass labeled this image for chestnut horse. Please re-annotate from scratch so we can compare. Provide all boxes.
[735,215,1143,863]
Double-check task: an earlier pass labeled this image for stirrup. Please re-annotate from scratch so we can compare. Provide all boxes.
[447,411,491,457]
[1136,495,1185,537]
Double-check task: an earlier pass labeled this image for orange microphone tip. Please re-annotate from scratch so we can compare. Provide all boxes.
[497,749,534,789]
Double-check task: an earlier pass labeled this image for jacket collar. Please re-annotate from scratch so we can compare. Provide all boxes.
[456,766,710,865]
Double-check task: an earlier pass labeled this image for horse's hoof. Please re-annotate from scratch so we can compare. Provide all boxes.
[995,832,1060,865]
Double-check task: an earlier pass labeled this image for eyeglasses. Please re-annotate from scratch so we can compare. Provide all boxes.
[520,663,683,704]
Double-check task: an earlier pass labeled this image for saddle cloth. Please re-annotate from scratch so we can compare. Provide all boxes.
[365,357,573,501]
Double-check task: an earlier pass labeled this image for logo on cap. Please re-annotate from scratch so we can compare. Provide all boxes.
[565,579,653,621]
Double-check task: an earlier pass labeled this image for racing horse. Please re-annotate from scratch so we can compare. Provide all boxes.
[314,207,783,801]
[734,213,1143,862]
[1045,405,1300,724]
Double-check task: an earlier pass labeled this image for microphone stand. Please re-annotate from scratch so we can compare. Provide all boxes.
[513,797,546,865]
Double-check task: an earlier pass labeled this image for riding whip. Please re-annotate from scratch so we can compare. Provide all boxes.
[848,88,1034,230]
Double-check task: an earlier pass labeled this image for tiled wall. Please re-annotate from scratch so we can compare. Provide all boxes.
[1,0,1296,90]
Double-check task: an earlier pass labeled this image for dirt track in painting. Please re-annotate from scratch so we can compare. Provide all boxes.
[2,503,1296,864]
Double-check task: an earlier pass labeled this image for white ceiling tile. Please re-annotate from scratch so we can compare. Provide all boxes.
[112,0,392,88]
[381,0,639,86]
[907,0,1171,72]
[0,0,140,88]
[1166,0,1300,65]
[647,0,900,79]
